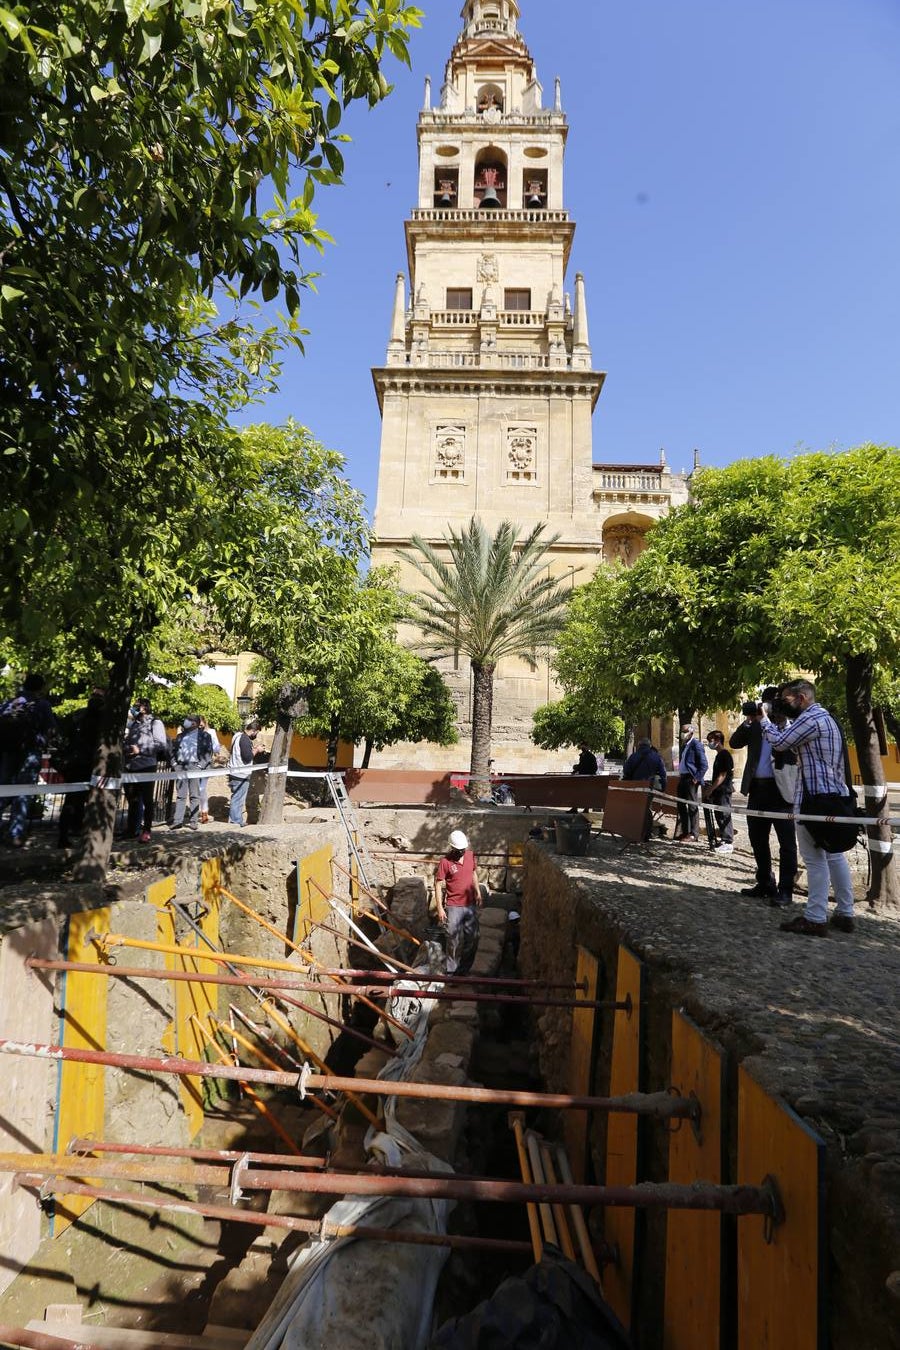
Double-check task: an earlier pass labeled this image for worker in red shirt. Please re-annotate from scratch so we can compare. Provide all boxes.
[434,829,483,976]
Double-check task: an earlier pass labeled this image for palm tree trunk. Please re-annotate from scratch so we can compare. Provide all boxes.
[469,661,495,797]
[845,653,897,910]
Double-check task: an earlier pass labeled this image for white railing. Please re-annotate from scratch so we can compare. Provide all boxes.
[595,472,666,493]
[431,310,479,326]
[499,310,545,327]
[411,208,569,224]
[422,112,563,128]
[401,351,558,370]
[426,350,481,368]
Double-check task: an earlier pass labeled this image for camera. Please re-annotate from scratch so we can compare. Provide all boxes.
[749,685,798,719]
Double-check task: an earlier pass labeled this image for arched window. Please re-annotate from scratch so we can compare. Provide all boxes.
[474,148,507,209]
[476,83,505,116]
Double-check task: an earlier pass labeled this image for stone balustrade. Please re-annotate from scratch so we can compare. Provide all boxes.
[411,207,569,224]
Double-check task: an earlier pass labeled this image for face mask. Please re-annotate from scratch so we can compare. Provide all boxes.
[707,742,716,750]
[681,732,692,743]
[183,719,196,730]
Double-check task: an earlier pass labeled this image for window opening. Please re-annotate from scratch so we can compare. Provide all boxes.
[504,288,532,311]
[446,288,473,310]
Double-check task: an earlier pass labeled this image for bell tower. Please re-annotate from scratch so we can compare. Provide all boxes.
[371,1,607,765]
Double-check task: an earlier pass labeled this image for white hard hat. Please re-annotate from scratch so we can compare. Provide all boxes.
[449,829,469,851]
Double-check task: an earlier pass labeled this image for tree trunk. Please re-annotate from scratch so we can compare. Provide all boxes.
[258,689,298,826]
[469,661,495,798]
[73,635,142,882]
[326,713,339,771]
[845,653,898,910]
[362,737,373,768]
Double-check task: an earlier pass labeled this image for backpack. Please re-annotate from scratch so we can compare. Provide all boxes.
[0,696,39,754]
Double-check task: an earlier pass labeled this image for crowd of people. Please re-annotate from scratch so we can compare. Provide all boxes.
[0,673,866,939]
[0,675,263,848]
[620,679,860,937]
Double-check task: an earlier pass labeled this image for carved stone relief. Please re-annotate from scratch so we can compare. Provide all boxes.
[603,524,645,564]
[477,253,499,284]
[506,425,538,482]
[434,424,466,480]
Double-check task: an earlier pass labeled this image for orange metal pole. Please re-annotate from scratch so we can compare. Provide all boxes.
[215,883,412,1040]
[190,1016,313,1150]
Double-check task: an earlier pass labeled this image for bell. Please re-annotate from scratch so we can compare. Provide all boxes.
[439,188,455,207]
[527,189,545,208]
[479,185,501,210]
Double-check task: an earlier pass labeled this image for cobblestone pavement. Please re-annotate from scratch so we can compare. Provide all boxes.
[539,828,900,1346]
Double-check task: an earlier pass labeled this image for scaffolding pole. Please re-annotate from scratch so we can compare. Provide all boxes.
[27,957,624,1013]
[0,1039,697,1121]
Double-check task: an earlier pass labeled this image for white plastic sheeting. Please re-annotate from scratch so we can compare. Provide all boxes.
[246,950,455,1350]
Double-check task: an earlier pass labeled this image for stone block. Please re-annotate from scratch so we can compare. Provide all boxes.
[390,876,429,934]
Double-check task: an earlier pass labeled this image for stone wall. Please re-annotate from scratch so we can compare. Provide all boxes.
[518,837,900,1350]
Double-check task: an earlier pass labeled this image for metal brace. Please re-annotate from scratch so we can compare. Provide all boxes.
[230,1152,251,1205]
[760,1173,787,1243]
[296,1061,312,1100]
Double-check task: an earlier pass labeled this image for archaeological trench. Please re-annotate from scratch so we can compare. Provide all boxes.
[0,802,898,1349]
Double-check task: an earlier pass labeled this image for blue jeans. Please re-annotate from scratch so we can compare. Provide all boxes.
[7,750,42,842]
[228,775,250,825]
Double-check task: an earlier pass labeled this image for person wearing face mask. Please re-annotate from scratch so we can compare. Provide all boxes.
[674,723,708,842]
[702,730,734,853]
[434,829,484,976]
[170,714,212,831]
[758,679,856,936]
[730,695,798,907]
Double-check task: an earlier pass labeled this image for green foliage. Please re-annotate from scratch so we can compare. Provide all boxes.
[401,517,573,778]
[554,447,900,723]
[134,680,241,734]
[209,433,371,708]
[532,696,624,756]
[0,0,421,669]
[401,519,572,668]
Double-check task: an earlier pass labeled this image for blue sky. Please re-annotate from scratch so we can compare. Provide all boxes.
[238,0,900,506]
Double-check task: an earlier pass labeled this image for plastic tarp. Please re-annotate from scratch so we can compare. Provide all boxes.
[428,1250,632,1350]
[246,947,454,1350]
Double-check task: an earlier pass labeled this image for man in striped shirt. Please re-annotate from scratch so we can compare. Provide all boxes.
[758,679,855,936]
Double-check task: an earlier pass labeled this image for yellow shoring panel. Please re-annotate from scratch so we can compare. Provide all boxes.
[737,1068,825,1350]
[147,874,219,1138]
[564,947,600,1183]
[294,846,334,946]
[53,907,110,1235]
[664,1011,724,1350]
[603,946,643,1331]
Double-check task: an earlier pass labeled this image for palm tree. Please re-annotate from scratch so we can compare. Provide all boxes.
[401,518,572,792]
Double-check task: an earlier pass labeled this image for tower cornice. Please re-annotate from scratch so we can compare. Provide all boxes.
[371,365,605,414]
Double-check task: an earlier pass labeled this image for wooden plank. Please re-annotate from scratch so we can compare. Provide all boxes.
[52,907,110,1235]
[147,875,213,1139]
[294,846,334,946]
[601,785,652,843]
[0,917,58,1292]
[564,947,600,1183]
[43,1307,83,1325]
[30,1321,249,1348]
[737,1068,826,1350]
[664,1011,724,1350]
[602,946,643,1331]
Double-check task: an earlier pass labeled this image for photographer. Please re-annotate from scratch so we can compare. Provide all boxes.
[730,689,797,907]
[758,679,855,937]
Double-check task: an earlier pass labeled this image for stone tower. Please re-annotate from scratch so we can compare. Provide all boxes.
[371,0,690,769]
